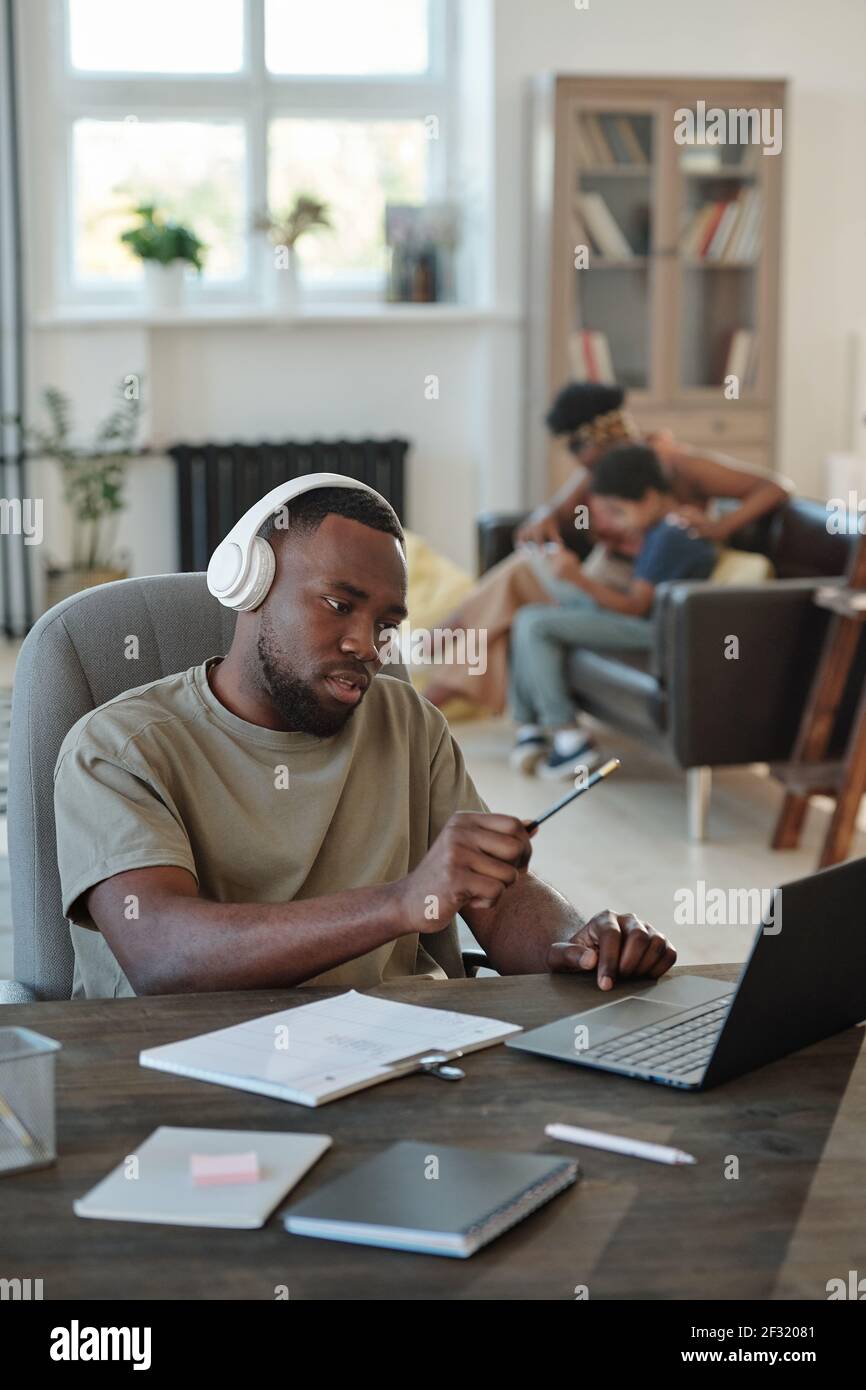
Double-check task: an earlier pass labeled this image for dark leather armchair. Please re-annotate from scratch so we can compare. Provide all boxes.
[477,499,864,839]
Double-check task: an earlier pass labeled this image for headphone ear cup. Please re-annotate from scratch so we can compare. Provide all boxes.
[229,535,276,612]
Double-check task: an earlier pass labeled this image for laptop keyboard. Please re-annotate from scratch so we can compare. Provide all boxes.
[586,995,735,1078]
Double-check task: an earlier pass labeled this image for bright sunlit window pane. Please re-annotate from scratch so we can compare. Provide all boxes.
[68,0,244,73]
[72,120,246,281]
[265,0,428,75]
[268,119,427,280]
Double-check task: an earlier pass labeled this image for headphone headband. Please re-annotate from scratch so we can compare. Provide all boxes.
[206,471,391,611]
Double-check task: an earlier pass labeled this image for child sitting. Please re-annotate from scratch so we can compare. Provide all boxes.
[510,443,717,779]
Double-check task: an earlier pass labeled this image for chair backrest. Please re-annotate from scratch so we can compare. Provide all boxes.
[9,572,459,998]
[725,496,856,579]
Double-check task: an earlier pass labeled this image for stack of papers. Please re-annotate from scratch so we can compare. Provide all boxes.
[140,990,522,1107]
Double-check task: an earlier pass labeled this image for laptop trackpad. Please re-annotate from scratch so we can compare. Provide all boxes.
[577,997,684,1047]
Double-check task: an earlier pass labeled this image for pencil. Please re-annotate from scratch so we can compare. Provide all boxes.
[525,758,621,834]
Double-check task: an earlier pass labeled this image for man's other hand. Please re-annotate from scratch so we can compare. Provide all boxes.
[547,910,676,989]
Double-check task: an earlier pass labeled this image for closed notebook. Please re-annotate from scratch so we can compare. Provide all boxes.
[284,1141,578,1258]
[74,1127,331,1230]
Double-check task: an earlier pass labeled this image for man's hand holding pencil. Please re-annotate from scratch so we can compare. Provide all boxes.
[395,755,676,988]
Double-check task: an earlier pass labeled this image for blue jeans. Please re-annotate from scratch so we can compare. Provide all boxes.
[509,584,653,728]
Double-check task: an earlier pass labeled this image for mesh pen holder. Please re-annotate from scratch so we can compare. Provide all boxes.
[0,1028,62,1176]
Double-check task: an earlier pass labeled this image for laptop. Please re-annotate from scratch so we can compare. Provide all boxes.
[507,856,866,1090]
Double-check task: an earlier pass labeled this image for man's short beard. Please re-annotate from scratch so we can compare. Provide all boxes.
[256,620,357,738]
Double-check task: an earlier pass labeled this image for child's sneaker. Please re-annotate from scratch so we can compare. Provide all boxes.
[539,733,603,780]
[509,726,549,774]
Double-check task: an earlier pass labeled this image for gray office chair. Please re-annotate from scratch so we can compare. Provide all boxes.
[4,572,472,1002]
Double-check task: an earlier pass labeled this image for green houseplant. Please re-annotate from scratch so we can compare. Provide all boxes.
[255,194,332,311]
[7,381,143,610]
[120,204,206,310]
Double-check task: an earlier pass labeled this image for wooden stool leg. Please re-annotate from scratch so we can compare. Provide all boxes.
[819,684,866,867]
[771,612,863,851]
[772,793,810,850]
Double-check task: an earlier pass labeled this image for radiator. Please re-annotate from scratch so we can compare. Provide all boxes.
[169,439,409,573]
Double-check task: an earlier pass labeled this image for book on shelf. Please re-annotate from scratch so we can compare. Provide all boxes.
[600,114,633,164]
[722,328,758,387]
[576,192,634,259]
[726,188,763,262]
[698,202,728,257]
[681,188,762,263]
[576,112,648,167]
[574,113,602,164]
[614,116,648,164]
[705,200,740,259]
[584,113,614,163]
[569,329,617,384]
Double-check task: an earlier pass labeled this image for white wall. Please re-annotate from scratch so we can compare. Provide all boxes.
[17,0,866,603]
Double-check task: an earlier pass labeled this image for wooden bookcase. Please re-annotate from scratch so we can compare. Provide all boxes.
[526,75,786,496]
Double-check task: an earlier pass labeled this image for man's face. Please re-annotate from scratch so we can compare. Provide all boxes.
[256,513,408,737]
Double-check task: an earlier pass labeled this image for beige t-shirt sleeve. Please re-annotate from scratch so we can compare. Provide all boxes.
[427,718,489,844]
[54,740,198,930]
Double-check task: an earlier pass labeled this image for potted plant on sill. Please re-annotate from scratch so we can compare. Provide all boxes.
[255,194,332,313]
[6,381,143,612]
[120,204,206,312]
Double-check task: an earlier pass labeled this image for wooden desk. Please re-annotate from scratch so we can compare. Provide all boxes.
[1,966,863,1301]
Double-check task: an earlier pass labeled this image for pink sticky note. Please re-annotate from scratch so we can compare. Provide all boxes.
[190,1151,260,1187]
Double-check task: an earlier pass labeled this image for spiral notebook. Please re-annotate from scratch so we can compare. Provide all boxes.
[284,1141,579,1257]
[140,990,522,1108]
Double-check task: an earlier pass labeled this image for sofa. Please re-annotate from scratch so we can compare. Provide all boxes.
[477,498,865,838]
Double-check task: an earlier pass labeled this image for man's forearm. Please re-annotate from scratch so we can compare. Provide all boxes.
[465,873,585,974]
[103,879,408,994]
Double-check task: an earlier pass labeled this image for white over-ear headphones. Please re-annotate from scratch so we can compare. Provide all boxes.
[206,472,391,612]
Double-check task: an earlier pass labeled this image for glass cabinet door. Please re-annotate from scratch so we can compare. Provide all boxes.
[675,115,763,395]
[569,103,659,394]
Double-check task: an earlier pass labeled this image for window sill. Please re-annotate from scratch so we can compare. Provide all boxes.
[33,303,520,329]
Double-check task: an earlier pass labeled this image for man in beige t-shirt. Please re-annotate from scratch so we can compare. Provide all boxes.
[54,484,677,998]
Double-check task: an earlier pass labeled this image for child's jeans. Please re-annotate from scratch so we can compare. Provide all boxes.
[509,579,654,729]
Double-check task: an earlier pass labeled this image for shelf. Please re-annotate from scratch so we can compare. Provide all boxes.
[682,168,759,180]
[681,259,758,270]
[33,303,517,330]
[585,258,649,269]
[579,165,651,177]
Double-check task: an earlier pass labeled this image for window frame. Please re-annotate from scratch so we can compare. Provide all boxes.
[51,0,456,308]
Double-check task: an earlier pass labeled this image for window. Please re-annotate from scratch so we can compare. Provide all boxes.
[54,0,454,306]
[68,0,245,74]
[72,120,247,281]
[264,0,429,76]
[268,118,428,282]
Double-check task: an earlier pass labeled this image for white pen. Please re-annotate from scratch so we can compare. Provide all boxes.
[545,1122,697,1166]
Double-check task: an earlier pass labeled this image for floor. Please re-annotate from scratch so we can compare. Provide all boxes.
[1,633,862,983]
[453,715,866,970]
